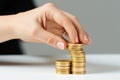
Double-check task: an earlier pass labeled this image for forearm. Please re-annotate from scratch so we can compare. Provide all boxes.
[0,15,15,43]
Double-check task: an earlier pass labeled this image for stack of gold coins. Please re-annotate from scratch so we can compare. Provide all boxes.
[68,43,86,74]
[56,60,71,74]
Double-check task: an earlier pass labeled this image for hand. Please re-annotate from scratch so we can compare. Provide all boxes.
[11,3,91,50]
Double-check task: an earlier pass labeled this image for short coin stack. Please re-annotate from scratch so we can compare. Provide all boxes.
[68,43,86,74]
[56,60,71,74]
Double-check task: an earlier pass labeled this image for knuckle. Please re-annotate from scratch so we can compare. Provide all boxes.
[45,3,55,7]
[72,16,77,20]
[62,17,70,25]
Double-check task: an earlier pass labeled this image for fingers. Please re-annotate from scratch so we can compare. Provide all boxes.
[44,3,79,43]
[43,3,91,45]
[62,11,92,45]
[35,28,67,50]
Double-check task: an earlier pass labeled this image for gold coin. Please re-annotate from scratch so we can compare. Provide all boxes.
[72,58,86,62]
[71,54,85,58]
[56,64,70,66]
[56,60,70,63]
[72,71,86,74]
[68,43,83,47]
[72,62,86,67]
[72,66,86,68]
[68,43,83,50]
[72,57,85,60]
[72,67,85,72]
[68,46,83,49]
[71,55,85,58]
[71,52,85,55]
[56,66,70,69]
[68,45,83,48]
[72,60,86,63]
[56,69,70,72]
[56,68,70,71]
[56,60,71,66]
[68,46,83,48]
[56,69,70,74]
[68,47,83,51]
[70,51,85,54]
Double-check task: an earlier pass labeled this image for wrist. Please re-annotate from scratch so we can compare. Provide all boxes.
[7,15,18,39]
[0,15,17,41]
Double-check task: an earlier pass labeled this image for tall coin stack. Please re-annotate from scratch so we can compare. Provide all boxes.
[68,43,86,74]
[56,60,71,74]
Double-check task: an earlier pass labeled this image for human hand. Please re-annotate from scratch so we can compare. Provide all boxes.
[11,3,91,50]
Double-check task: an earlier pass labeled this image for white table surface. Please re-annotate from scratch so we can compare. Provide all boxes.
[0,54,120,80]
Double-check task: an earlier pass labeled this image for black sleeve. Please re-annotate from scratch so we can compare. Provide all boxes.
[0,0,36,55]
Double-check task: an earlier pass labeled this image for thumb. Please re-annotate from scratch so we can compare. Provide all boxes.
[38,29,67,50]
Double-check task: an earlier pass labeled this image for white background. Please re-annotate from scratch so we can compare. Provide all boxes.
[0,54,120,80]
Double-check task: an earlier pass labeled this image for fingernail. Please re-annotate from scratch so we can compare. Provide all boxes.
[57,42,64,50]
[84,34,88,43]
[75,37,79,43]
